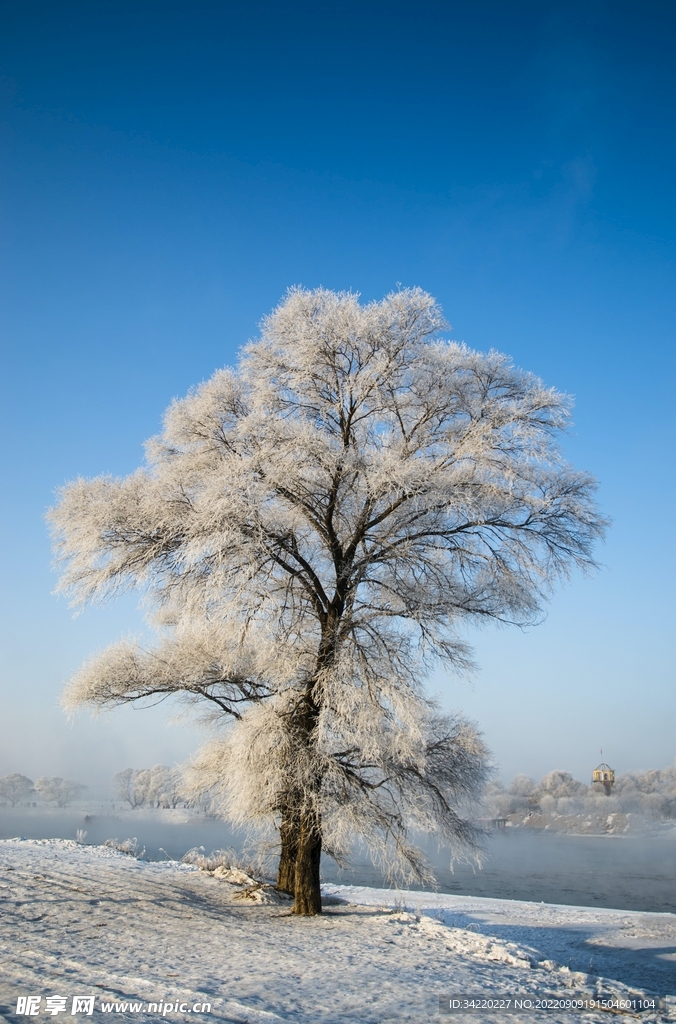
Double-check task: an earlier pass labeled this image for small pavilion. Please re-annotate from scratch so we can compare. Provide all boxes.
[592,761,615,795]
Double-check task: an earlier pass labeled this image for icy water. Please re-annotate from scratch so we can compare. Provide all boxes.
[2,805,674,914]
[323,830,676,915]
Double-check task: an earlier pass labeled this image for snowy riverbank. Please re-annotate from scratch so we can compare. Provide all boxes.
[0,839,674,1023]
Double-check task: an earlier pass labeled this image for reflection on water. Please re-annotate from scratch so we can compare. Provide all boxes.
[2,806,674,914]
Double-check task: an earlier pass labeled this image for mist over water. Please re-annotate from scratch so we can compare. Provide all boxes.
[0,806,240,864]
[3,806,674,915]
[323,829,676,915]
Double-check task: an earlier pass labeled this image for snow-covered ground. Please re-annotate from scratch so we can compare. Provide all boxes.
[0,840,674,1023]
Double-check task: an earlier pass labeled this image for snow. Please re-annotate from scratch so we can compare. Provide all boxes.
[0,840,674,1023]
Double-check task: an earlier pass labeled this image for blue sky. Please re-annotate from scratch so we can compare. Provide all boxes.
[0,0,674,790]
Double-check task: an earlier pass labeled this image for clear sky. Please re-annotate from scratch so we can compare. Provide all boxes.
[0,0,674,792]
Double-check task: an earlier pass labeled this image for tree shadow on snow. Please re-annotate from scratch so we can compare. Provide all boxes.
[430,910,675,997]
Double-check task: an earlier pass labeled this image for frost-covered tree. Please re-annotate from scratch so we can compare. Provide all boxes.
[149,764,184,808]
[114,766,184,808]
[35,776,88,807]
[0,773,35,806]
[114,768,150,808]
[49,287,605,914]
[509,774,537,798]
[537,770,587,800]
[114,768,137,807]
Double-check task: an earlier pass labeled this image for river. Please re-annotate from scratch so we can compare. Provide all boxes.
[2,805,674,914]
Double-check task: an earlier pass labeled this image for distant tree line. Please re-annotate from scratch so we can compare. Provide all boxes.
[486,764,676,832]
[0,773,88,807]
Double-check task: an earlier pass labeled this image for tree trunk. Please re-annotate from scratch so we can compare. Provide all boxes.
[276,806,299,895]
[287,636,331,915]
[293,807,322,915]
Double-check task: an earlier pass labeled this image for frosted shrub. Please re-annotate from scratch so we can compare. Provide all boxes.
[181,846,258,876]
[104,837,146,858]
[181,847,234,871]
[538,795,557,815]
